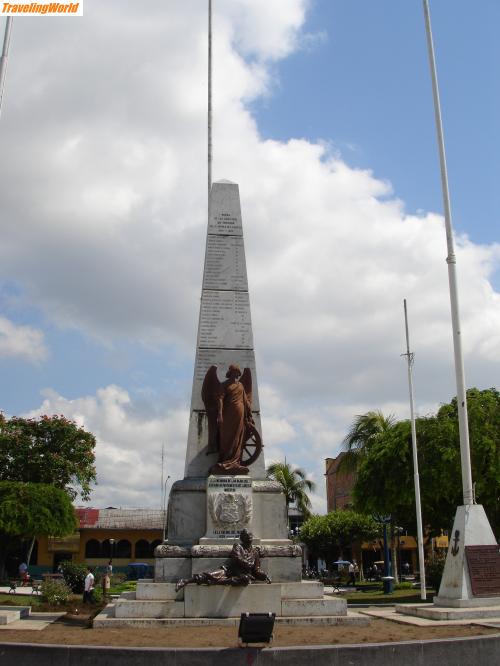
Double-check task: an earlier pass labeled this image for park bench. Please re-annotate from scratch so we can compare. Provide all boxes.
[31,579,42,594]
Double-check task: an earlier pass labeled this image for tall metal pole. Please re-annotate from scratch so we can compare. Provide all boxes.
[0,18,13,117]
[162,475,171,542]
[208,0,213,212]
[160,443,164,510]
[423,0,473,505]
[403,299,427,600]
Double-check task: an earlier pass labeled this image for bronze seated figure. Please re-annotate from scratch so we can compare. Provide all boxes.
[175,529,271,591]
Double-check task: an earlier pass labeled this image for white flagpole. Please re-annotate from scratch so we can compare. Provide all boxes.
[208,0,213,211]
[0,18,13,117]
[422,0,473,505]
[403,299,427,600]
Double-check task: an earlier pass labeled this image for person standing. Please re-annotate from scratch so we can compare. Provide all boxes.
[83,566,95,604]
[103,560,112,597]
[348,561,356,586]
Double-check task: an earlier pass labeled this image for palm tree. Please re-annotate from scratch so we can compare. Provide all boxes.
[338,410,395,475]
[338,410,398,580]
[266,461,316,520]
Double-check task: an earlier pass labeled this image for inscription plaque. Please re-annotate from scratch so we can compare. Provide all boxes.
[198,291,253,349]
[205,476,253,540]
[465,545,500,597]
[208,211,242,236]
[203,235,248,291]
[191,349,260,411]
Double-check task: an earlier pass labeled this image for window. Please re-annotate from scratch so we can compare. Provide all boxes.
[85,539,101,558]
[115,539,132,558]
[134,539,151,558]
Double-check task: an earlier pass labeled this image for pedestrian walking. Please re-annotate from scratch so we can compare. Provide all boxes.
[83,566,95,604]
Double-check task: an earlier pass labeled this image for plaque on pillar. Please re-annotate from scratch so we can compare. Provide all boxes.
[200,476,253,543]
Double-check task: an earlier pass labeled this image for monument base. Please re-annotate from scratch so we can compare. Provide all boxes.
[396,602,500,620]
[434,504,499,608]
[94,580,370,627]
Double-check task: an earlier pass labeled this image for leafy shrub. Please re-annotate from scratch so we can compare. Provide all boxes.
[60,560,87,593]
[425,553,446,591]
[41,578,72,605]
[394,581,413,590]
[92,585,103,604]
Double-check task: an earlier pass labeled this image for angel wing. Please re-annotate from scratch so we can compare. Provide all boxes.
[240,368,253,409]
[202,365,222,453]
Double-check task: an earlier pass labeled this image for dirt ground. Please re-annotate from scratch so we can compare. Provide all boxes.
[0,615,497,648]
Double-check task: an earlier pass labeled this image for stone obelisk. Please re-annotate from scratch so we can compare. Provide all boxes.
[184,179,265,479]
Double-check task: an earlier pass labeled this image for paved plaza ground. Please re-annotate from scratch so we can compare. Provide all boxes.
[0,613,498,647]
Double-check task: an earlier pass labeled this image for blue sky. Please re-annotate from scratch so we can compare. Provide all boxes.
[0,1,498,511]
[254,0,500,247]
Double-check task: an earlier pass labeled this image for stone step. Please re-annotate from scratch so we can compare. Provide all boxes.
[120,591,136,600]
[93,612,369,628]
[0,605,31,624]
[282,596,347,617]
[184,582,282,618]
[114,599,184,619]
[396,603,500,621]
[280,581,323,599]
[136,582,183,601]
[134,581,320,601]
[0,610,21,625]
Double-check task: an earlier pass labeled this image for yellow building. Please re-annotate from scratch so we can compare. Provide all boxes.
[30,507,165,574]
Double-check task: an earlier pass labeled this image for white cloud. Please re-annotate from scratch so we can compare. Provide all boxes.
[0,1,499,512]
[24,386,187,508]
[0,316,47,362]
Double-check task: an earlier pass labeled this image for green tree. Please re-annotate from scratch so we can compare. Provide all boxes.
[353,420,418,530]
[438,387,500,533]
[266,461,316,519]
[0,414,96,500]
[352,388,500,538]
[0,413,96,577]
[0,481,77,578]
[300,510,380,563]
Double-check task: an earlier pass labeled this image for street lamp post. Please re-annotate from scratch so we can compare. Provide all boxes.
[373,514,394,594]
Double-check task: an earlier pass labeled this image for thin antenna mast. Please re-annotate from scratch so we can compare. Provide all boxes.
[402,299,426,600]
[0,18,13,117]
[207,0,213,212]
[422,0,473,505]
[160,443,165,510]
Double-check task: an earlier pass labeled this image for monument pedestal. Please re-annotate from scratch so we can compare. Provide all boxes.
[154,475,302,583]
[397,504,500,621]
[94,580,370,627]
[434,505,499,608]
[164,477,289,547]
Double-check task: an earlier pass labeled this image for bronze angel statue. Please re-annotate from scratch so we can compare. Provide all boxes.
[202,364,262,475]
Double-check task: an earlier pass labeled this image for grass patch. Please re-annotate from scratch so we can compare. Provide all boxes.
[344,587,435,604]
[109,580,137,596]
[0,591,106,614]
